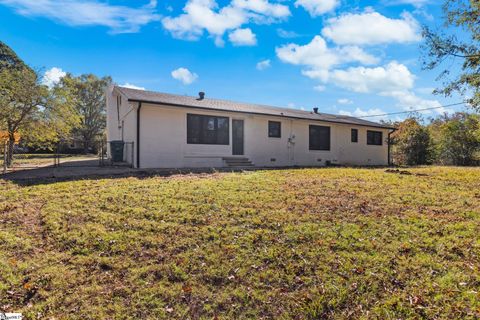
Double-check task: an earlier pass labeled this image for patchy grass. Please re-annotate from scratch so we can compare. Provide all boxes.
[3,154,98,168]
[0,166,479,319]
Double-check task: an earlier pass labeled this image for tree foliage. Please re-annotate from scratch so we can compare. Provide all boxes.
[391,113,480,166]
[430,112,480,165]
[20,82,80,150]
[58,74,111,153]
[0,42,78,165]
[391,118,432,165]
[0,67,49,164]
[0,41,28,71]
[422,0,480,110]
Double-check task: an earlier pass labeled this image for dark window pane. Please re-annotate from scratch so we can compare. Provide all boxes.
[309,125,330,150]
[207,118,215,130]
[187,114,229,145]
[367,130,382,145]
[268,121,281,138]
[351,129,358,143]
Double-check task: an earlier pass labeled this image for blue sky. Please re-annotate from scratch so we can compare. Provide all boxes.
[0,0,468,120]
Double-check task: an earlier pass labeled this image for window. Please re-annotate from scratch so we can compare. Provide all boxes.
[187,114,229,145]
[268,121,281,138]
[351,129,358,143]
[309,125,330,150]
[367,130,383,145]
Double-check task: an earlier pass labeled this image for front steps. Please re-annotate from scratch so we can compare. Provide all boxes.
[222,157,254,168]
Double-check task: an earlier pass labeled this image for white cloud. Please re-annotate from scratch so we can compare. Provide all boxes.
[0,0,160,33]
[42,67,66,88]
[327,62,415,93]
[276,36,378,81]
[229,28,257,46]
[381,90,448,114]
[384,0,429,8]
[120,83,146,90]
[322,11,421,45]
[295,0,339,17]
[337,98,353,105]
[162,0,289,46]
[232,0,290,17]
[145,0,157,9]
[277,28,300,39]
[256,59,271,70]
[339,108,389,120]
[314,85,326,92]
[171,67,198,85]
[307,60,444,116]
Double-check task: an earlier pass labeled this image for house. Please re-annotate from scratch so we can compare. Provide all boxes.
[106,85,395,169]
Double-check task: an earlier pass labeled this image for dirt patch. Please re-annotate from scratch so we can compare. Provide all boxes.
[385,169,429,177]
[385,169,412,175]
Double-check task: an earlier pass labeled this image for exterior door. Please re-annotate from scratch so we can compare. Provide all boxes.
[232,119,244,155]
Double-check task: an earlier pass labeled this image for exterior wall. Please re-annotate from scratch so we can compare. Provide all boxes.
[106,87,137,165]
[137,103,390,169]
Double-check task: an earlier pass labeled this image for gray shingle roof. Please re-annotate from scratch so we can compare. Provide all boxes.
[115,86,394,129]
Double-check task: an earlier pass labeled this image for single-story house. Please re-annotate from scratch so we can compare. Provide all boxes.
[106,85,395,169]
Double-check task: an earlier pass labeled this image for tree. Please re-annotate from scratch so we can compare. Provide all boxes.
[430,113,480,165]
[0,42,78,166]
[20,82,80,151]
[391,118,433,165]
[0,67,49,165]
[421,0,480,110]
[59,74,112,153]
[0,41,27,71]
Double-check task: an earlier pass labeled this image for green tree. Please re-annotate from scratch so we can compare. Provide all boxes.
[0,67,48,165]
[59,74,112,153]
[20,82,80,151]
[391,118,433,165]
[0,41,27,71]
[0,42,78,166]
[422,0,480,110]
[430,112,480,165]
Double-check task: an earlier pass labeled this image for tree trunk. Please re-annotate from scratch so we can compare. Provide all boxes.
[6,131,15,167]
[83,139,90,154]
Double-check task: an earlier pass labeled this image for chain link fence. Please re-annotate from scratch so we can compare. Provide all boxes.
[1,142,58,173]
[1,138,135,174]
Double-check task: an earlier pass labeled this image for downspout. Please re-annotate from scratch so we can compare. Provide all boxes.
[136,102,142,168]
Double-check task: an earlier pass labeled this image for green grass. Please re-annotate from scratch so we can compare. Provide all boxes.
[1,167,479,319]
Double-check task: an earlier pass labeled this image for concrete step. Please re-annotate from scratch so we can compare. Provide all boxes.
[222,157,249,161]
[227,163,254,167]
[225,160,252,164]
[223,157,254,167]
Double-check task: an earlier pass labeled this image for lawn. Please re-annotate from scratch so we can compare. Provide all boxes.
[0,167,479,319]
[2,154,99,169]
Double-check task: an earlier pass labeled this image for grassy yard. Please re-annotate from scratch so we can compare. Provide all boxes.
[0,167,479,319]
[1,154,99,168]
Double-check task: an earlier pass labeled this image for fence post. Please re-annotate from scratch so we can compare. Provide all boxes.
[100,140,104,167]
[3,142,7,174]
[56,143,60,167]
